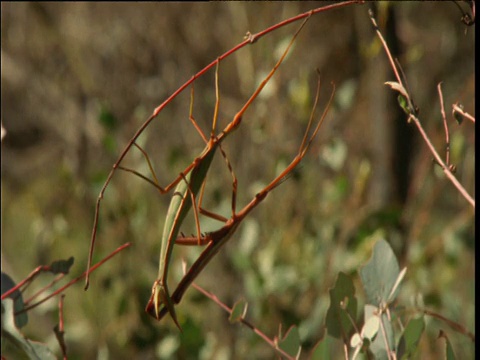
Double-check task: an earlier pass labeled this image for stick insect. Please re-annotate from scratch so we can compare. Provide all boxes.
[148,75,335,322]
[116,16,313,329]
[85,4,357,293]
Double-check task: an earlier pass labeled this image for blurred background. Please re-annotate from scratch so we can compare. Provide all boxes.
[1,2,474,359]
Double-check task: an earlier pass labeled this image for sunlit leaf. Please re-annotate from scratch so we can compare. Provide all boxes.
[363,314,380,340]
[350,333,363,348]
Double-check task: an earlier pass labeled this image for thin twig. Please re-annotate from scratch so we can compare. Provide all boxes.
[191,281,296,360]
[54,294,68,360]
[423,308,475,342]
[408,113,474,207]
[452,103,475,123]
[18,243,131,315]
[369,9,475,208]
[24,273,66,305]
[437,83,451,168]
[1,265,50,299]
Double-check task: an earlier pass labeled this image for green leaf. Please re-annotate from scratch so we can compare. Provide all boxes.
[228,299,247,324]
[325,272,357,340]
[1,299,56,360]
[397,316,425,359]
[49,257,74,275]
[1,272,28,328]
[278,325,301,359]
[397,94,411,115]
[359,239,400,307]
[309,335,333,360]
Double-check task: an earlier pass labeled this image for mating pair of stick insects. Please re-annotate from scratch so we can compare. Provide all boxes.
[85,15,335,330]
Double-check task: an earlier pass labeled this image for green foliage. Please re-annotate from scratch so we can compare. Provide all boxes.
[322,240,428,359]
[359,239,403,307]
[325,272,357,340]
[397,316,425,360]
[278,325,301,358]
[1,299,56,360]
[1,2,474,359]
[229,298,247,324]
[1,272,28,329]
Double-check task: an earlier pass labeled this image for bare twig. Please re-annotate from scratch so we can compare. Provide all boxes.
[406,114,474,207]
[24,274,66,305]
[437,83,452,169]
[17,242,131,315]
[423,308,475,342]
[54,294,68,360]
[369,9,475,208]
[191,281,297,360]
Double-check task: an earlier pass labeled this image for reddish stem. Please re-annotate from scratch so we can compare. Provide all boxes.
[16,242,131,315]
[192,282,297,360]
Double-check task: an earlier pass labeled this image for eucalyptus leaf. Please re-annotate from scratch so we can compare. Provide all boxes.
[363,314,380,341]
[397,316,425,359]
[325,272,357,340]
[278,325,301,359]
[309,335,333,360]
[1,299,56,360]
[359,239,400,307]
[1,272,28,328]
[228,298,247,324]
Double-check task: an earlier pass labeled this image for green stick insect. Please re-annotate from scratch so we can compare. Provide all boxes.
[149,76,335,323]
[121,16,313,329]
